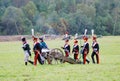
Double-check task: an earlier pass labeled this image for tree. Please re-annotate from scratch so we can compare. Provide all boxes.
[67,11,93,35]
[32,0,49,13]
[0,3,6,21]
[34,12,47,34]
[0,0,120,35]
[1,6,32,35]
[12,0,30,8]
[77,3,96,21]
[22,1,37,22]
[64,0,77,14]
[111,7,120,35]
[47,11,60,34]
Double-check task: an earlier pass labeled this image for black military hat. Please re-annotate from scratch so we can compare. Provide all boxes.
[65,39,69,42]
[21,37,26,42]
[39,37,43,40]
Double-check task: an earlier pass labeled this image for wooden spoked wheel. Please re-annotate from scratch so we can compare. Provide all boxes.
[47,48,64,64]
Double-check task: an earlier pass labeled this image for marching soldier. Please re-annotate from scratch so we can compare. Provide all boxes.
[33,36,44,66]
[21,37,32,65]
[72,40,79,62]
[81,36,90,64]
[61,39,70,57]
[91,36,100,64]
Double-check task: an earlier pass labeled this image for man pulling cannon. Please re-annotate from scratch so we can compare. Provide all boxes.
[33,36,44,65]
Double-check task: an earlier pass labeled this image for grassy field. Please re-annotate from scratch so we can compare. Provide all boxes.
[0,36,120,81]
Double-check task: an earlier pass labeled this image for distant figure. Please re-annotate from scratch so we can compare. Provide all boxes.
[72,40,79,62]
[33,36,44,66]
[91,36,100,64]
[61,39,70,57]
[21,37,32,65]
[81,36,90,64]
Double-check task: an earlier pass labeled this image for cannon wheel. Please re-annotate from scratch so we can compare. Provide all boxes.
[48,48,64,64]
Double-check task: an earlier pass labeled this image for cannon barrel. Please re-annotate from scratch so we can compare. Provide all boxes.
[63,57,81,64]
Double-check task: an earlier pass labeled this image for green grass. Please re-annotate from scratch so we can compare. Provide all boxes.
[0,36,120,81]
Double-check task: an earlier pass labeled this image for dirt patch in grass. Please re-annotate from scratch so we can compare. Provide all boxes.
[0,35,31,42]
[0,35,62,42]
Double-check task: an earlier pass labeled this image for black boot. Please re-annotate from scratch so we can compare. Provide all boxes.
[86,59,90,64]
[25,62,27,65]
[28,60,34,65]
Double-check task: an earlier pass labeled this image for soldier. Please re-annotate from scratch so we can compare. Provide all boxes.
[61,39,70,57]
[33,36,44,66]
[21,37,32,65]
[72,40,79,62]
[39,38,48,49]
[81,36,90,64]
[91,36,100,64]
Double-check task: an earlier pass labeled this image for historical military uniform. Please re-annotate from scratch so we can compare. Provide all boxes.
[21,37,31,65]
[33,37,44,65]
[91,36,99,64]
[81,36,90,64]
[72,40,79,61]
[62,40,70,57]
[39,38,48,49]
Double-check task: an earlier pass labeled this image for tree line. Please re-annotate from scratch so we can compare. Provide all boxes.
[0,0,120,35]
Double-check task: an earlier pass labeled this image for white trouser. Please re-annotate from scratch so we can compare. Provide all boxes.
[24,51,29,62]
[42,49,50,53]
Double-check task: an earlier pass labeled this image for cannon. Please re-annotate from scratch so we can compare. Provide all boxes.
[41,48,81,64]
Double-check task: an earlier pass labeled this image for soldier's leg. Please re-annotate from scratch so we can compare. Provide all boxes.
[28,60,34,65]
[34,52,39,66]
[25,62,27,65]
[38,54,41,64]
[91,52,95,63]
[82,54,84,64]
[83,54,87,64]
[65,51,69,57]
[74,54,76,60]
[86,57,90,64]
[28,50,31,57]
[75,54,79,62]
[24,54,29,65]
[96,53,99,64]
[38,54,44,65]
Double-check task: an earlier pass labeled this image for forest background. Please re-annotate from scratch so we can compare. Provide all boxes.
[0,0,120,35]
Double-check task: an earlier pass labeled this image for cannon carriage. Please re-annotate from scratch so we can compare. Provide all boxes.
[41,48,81,64]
